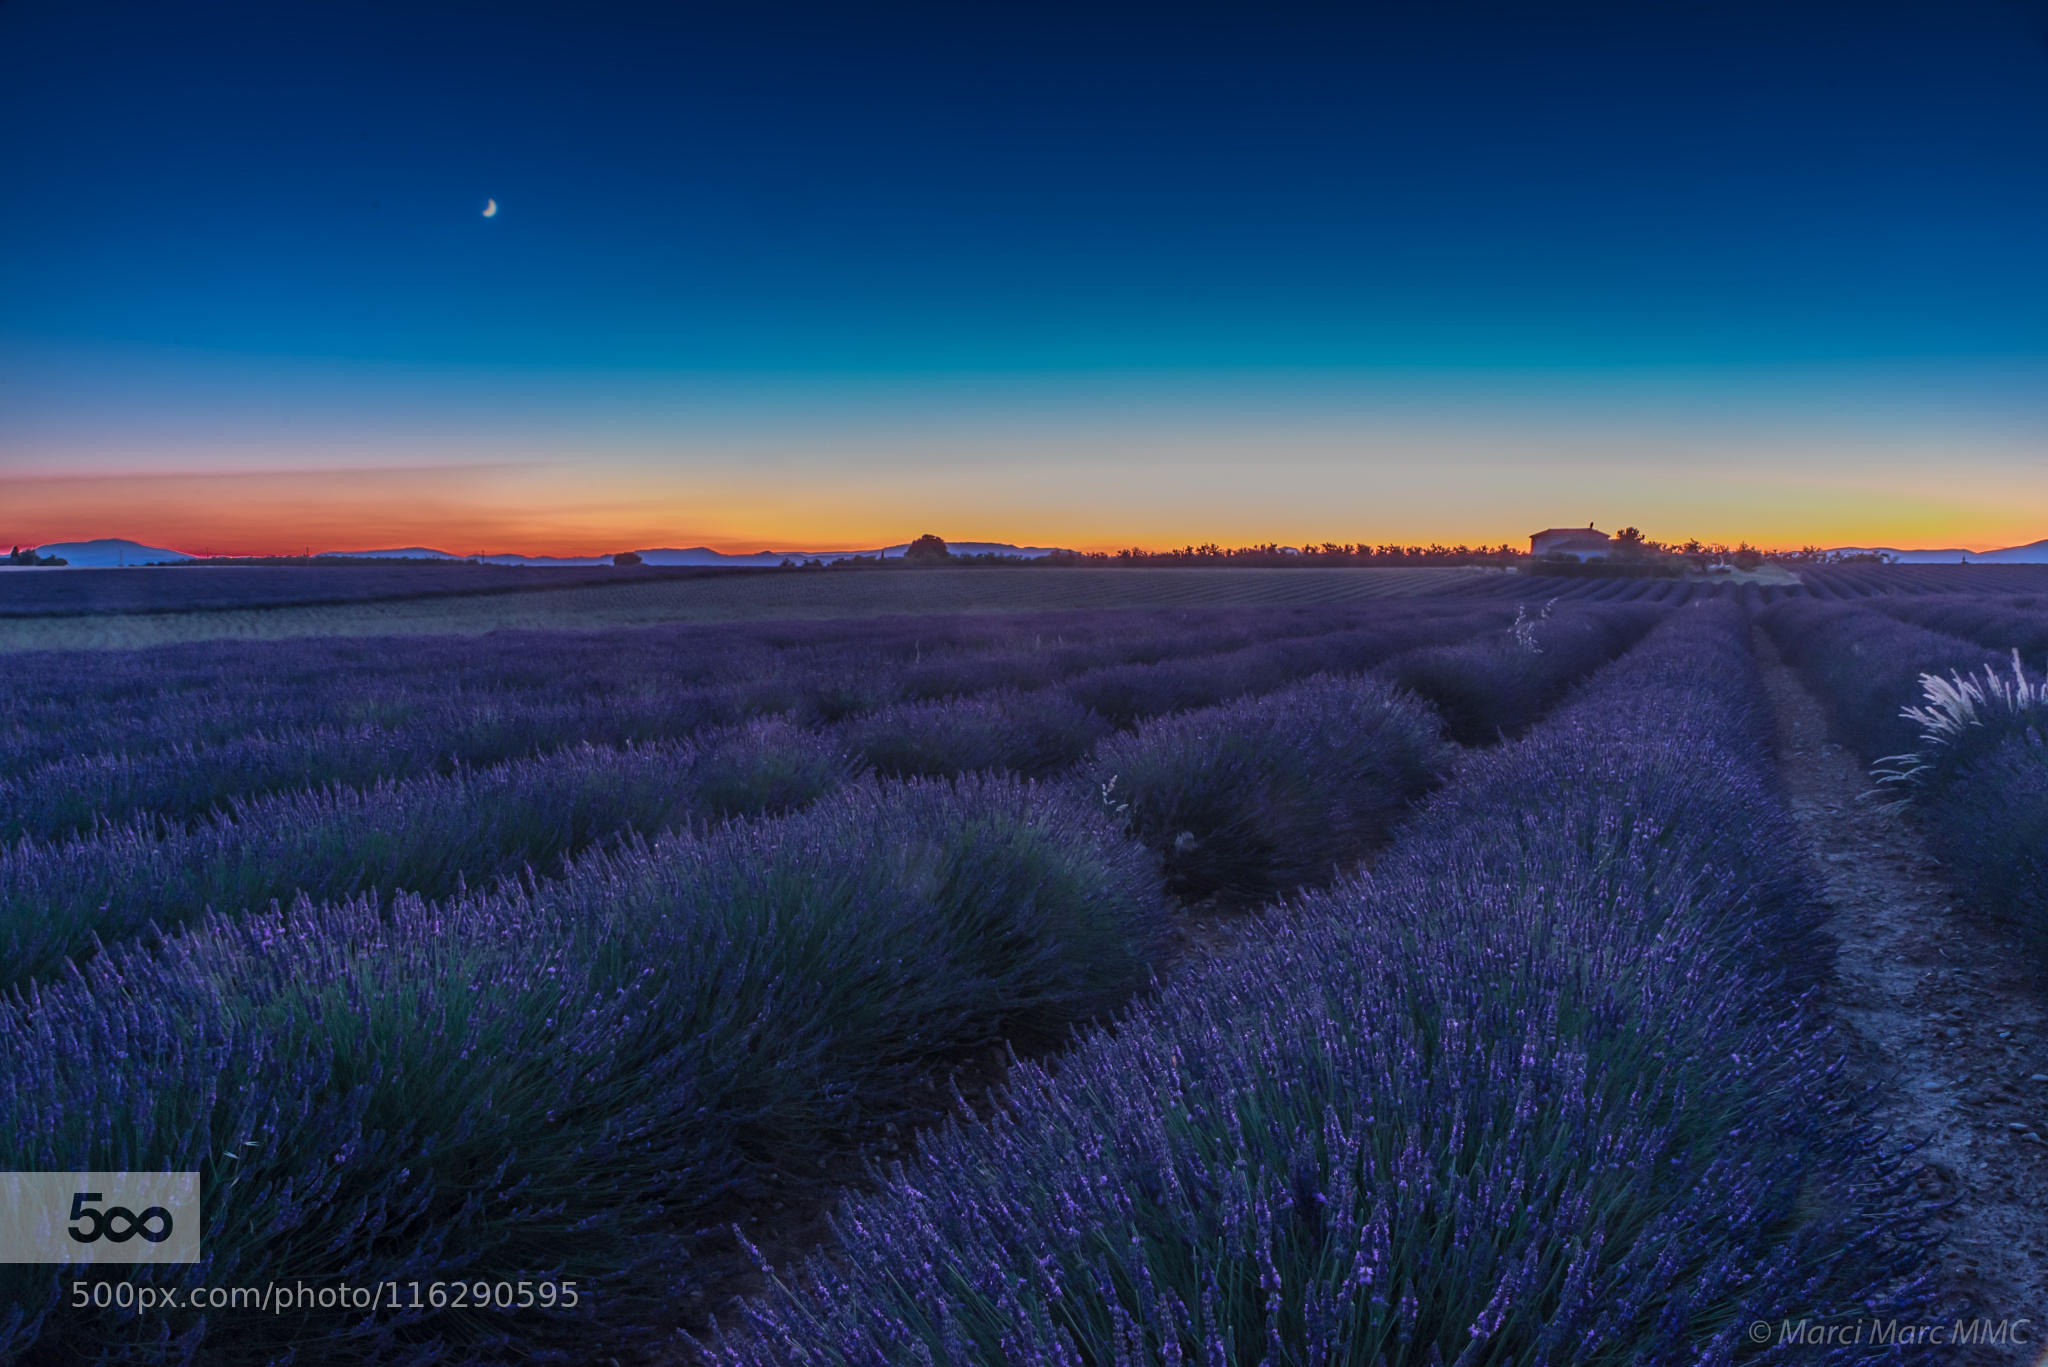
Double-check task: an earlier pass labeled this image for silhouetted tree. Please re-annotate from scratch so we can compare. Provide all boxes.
[612,551,643,566]
[903,534,950,564]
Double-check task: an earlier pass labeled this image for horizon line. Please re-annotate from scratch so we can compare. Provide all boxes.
[14,532,2044,562]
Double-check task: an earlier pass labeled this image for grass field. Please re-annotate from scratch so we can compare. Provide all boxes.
[0,566,1494,651]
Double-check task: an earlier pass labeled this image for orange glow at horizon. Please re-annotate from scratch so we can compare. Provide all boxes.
[9,351,2043,559]
[7,459,2041,558]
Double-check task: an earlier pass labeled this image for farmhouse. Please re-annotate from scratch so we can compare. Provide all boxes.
[1529,525,1612,561]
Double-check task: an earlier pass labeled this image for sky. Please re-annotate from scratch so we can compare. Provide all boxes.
[3,0,2046,555]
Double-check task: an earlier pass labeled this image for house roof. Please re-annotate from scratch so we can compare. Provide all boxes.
[1536,535,1613,552]
[1528,527,1608,540]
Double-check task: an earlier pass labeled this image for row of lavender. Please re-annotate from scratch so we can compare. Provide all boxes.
[716,600,1937,1364]
[1426,574,1753,604]
[1434,565,2048,606]
[0,608,1495,988]
[1867,594,2048,665]
[0,606,1664,1362]
[0,692,1429,1359]
[1102,606,1659,903]
[0,608,1401,832]
[1761,598,2048,969]
[0,605,1658,991]
[1796,564,2048,600]
[0,562,708,617]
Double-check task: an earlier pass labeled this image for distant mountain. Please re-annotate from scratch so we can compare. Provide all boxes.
[472,542,1069,567]
[878,541,1067,559]
[30,538,1072,568]
[32,538,195,567]
[1971,538,2048,564]
[475,552,609,566]
[323,547,465,561]
[1826,539,2048,564]
[630,547,794,567]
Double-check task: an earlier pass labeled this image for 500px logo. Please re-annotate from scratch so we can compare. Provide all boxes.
[66,1192,175,1246]
[1,1172,199,1264]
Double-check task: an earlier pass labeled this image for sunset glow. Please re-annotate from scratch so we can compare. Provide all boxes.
[4,2,2044,555]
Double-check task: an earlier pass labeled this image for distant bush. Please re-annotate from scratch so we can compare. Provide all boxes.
[1380,604,1661,745]
[1061,645,1293,726]
[1059,612,1506,727]
[844,690,1113,778]
[1082,673,1452,904]
[902,533,951,564]
[611,550,643,566]
[1874,596,2048,668]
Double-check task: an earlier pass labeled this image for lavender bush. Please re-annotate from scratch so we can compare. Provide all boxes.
[0,775,1172,1364]
[1378,602,1663,744]
[0,608,1441,835]
[1872,652,2048,965]
[844,690,1114,779]
[713,604,1936,1365]
[1057,612,1508,726]
[1772,599,2048,970]
[0,719,862,988]
[1081,674,1452,904]
[0,606,1514,988]
[1927,731,2048,961]
[1758,599,2000,761]
[0,611,1153,779]
[1872,594,2048,668]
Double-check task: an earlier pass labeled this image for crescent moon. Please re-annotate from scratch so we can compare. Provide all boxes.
[482,198,498,218]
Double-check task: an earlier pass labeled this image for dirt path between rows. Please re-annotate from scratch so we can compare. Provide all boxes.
[1756,630,2048,1360]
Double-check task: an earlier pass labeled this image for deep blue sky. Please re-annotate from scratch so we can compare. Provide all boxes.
[4,0,2046,551]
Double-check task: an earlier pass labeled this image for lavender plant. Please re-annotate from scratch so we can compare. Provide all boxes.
[713,604,1936,1365]
[843,690,1114,778]
[0,775,1172,1364]
[1872,649,2048,798]
[1872,594,2048,666]
[1378,603,1662,744]
[1080,674,1452,903]
[0,607,1448,832]
[0,606,1512,988]
[1871,650,2048,964]
[0,719,863,988]
[1058,613,1507,727]
[1758,600,2001,761]
[1925,731,2048,962]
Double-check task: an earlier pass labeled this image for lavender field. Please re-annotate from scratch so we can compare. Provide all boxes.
[5,576,2047,1364]
[0,567,1489,654]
